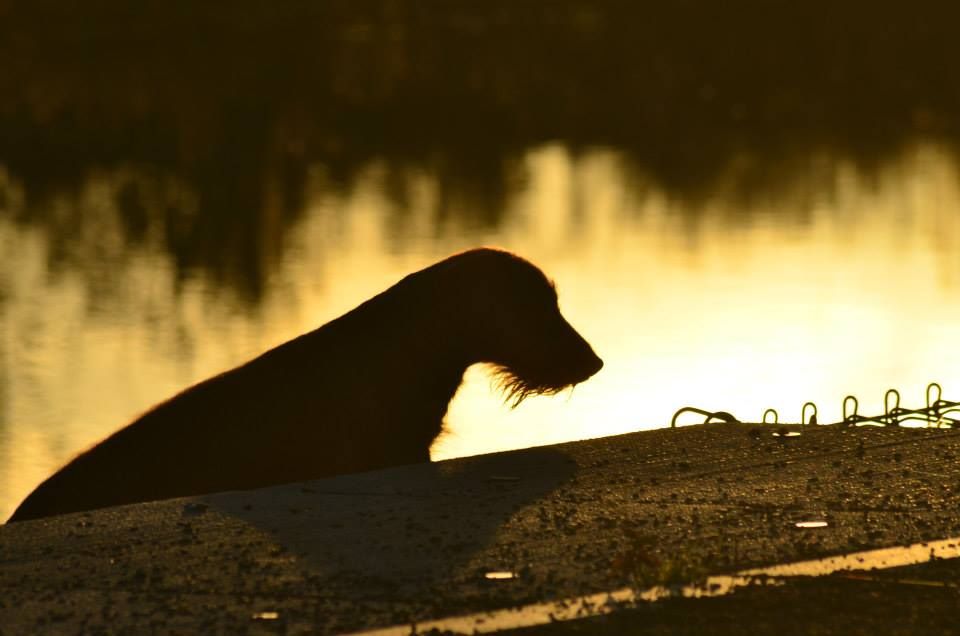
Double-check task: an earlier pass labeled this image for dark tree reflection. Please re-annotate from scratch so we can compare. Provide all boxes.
[2,0,959,301]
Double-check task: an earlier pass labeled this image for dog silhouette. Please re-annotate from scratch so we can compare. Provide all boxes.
[8,248,602,522]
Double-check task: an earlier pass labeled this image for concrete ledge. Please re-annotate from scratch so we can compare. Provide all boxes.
[2,423,960,634]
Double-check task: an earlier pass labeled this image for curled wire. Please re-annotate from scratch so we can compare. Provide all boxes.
[842,395,862,426]
[801,401,818,426]
[670,407,740,428]
[670,382,960,429]
[884,388,902,426]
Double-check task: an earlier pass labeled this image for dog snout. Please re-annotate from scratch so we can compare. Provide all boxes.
[574,346,603,381]
[586,351,603,375]
[550,316,603,380]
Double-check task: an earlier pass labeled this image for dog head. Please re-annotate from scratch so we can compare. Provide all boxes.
[443,248,603,405]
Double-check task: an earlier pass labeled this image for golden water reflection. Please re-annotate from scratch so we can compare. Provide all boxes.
[2,142,960,519]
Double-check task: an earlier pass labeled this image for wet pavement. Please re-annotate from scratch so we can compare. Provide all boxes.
[2,423,960,634]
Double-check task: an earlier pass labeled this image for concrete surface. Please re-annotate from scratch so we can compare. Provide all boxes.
[2,423,960,634]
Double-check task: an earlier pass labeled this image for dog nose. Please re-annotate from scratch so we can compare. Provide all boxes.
[589,353,604,375]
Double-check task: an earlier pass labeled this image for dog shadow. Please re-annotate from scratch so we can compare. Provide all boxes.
[205,447,575,597]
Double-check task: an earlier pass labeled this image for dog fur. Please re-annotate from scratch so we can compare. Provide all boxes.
[8,248,603,522]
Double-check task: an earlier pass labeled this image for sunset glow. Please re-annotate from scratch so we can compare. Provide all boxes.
[3,143,960,518]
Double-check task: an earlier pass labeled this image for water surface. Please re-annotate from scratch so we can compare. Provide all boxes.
[3,141,960,520]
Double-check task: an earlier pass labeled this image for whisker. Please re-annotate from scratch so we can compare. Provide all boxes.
[490,365,572,408]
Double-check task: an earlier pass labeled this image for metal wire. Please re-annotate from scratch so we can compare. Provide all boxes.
[670,382,960,428]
